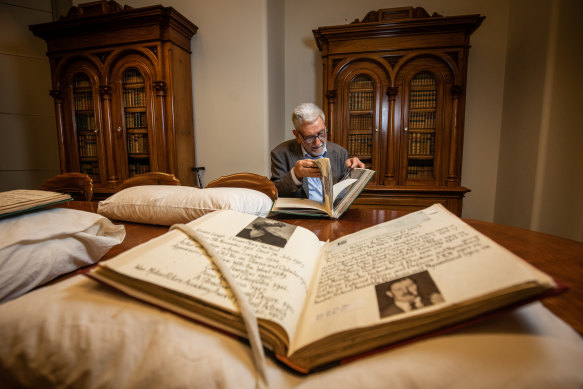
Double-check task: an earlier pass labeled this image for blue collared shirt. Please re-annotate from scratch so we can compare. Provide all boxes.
[302,146,327,203]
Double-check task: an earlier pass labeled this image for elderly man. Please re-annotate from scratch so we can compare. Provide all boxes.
[270,103,364,202]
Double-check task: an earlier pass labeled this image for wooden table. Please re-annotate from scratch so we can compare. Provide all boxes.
[60,202,583,335]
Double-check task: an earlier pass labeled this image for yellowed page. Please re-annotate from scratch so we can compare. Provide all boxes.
[290,203,556,353]
[0,189,71,215]
[272,197,328,214]
[313,158,332,214]
[98,210,323,340]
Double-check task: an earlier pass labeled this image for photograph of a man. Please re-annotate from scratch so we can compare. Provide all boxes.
[236,218,296,248]
[375,271,444,318]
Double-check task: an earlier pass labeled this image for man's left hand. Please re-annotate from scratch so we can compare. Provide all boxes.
[345,157,365,169]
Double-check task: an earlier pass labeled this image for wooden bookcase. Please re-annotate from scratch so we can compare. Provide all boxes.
[313,7,484,215]
[30,0,198,198]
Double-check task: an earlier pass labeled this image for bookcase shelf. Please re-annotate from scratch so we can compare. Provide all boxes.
[344,73,375,170]
[121,67,150,176]
[30,1,198,196]
[405,71,438,181]
[314,7,483,215]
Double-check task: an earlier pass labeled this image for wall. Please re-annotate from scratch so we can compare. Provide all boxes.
[495,0,550,229]
[536,0,583,242]
[0,1,60,190]
[496,0,583,241]
[267,0,286,155]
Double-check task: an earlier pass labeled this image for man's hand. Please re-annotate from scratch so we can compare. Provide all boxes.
[293,159,321,180]
[345,157,365,169]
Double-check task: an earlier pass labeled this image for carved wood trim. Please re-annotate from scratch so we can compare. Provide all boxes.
[62,0,131,20]
[351,7,442,24]
[384,56,402,69]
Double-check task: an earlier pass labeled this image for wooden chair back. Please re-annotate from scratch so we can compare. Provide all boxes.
[206,172,278,201]
[40,172,94,201]
[117,172,181,191]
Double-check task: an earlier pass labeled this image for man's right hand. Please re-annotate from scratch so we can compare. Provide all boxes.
[293,159,321,180]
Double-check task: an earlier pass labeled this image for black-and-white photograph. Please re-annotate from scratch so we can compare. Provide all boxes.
[375,271,444,318]
[236,218,296,248]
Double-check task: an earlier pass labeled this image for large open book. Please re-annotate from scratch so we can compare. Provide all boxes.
[271,158,375,219]
[0,189,72,218]
[86,204,561,373]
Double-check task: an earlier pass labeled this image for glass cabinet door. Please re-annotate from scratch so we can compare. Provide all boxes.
[72,73,100,182]
[346,74,375,169]
[122,68,150,177]
[404,71,438,183]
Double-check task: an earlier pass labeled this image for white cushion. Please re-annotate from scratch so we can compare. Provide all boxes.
[97,185,274,226]
[0,208,125,303]
[0,275,582,388]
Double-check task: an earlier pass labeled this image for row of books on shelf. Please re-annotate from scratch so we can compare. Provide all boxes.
[411,72,436,86]
[125,112,147,129]
[75,114,96,131]
[347,134,372,156]
[349,113,373,131]
[408,111,436,129]
[407,165,433,179]
[123,89,146,108]
[78,134,98,157]
[408,133,435,156]
[74,91,94,111]
[123,69,144,84]
[80,162,99,180]
[348,91,374,110]
[73,76,91,89]
[127,134,149,154]
[128,162,150,177]
[349,75,374,89]
[409,90,436,109]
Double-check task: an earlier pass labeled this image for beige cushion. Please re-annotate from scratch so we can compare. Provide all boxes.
[0,275,582,388]
[97,185,273,226]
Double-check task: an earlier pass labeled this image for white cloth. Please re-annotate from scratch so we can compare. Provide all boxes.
[0,208,125,303]
[1,274,582,389]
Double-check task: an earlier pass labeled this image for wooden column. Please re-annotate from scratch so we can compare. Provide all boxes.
[447,85,463,185]
[153,80,169,173]
[99,85,118,186]
[386,86,399,183]
[49,89,67,172]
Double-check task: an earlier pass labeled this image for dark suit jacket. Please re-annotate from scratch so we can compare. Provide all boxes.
[270,140,349,198]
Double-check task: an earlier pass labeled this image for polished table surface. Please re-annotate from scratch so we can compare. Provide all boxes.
[59,201,583,336]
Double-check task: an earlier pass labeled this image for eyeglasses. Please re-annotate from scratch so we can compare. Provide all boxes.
[300,129,327,144]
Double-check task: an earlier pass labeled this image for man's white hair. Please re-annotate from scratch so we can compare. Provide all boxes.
[292,103,325,131]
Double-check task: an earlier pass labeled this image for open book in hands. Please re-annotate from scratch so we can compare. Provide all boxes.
[271,158,375,219]
[86,204,561,373]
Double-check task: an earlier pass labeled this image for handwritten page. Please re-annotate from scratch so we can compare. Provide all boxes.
[99,210,323,338]
[290,204,555,352]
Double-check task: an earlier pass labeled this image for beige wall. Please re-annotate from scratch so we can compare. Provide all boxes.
[0,1,60,189]
[3,0,582,241]
[496,0,583,241]
[537,0,583,242]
